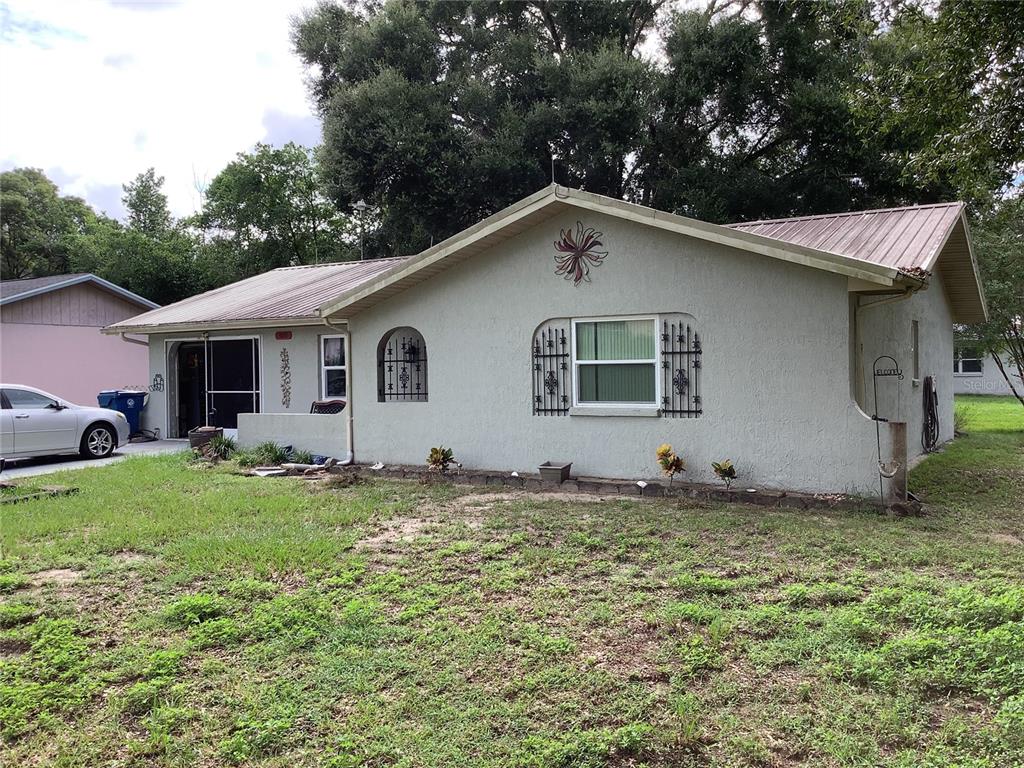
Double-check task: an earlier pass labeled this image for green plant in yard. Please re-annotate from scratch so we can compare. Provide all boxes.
[426,445,455,472]
[234,441,290,467]
[954,401,975,435]
[656,443,686,486]
[290,449,314,465]
[206,434,237,460]
[0,397,1021,765]
[711,459,737,489]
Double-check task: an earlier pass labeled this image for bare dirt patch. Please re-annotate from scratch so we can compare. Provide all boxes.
[110,550,151,565]
[359,517,435,550]
[456,491,617,506]
[985,533,1022,546]
[29,568,82,587]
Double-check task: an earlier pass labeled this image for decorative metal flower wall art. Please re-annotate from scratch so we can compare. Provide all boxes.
[553,221,608,286]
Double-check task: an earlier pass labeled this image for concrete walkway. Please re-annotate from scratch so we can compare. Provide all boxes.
[1,439,187,480]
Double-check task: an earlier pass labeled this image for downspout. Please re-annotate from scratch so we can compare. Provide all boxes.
[322,316,354,465]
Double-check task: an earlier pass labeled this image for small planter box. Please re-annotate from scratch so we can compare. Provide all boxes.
[538,461,572,483]
[188,426,223,450]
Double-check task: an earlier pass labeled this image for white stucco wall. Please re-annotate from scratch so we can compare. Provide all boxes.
[856,269,956,461]
[953,352,1019,396]
[344,210,901,496]
[141,325,337,438]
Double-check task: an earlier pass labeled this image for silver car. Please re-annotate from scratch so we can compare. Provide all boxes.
[0,384,131,460]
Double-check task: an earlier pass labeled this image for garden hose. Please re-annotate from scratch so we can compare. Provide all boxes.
[921,375,940,452]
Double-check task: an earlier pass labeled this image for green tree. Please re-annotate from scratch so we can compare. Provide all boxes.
[293,0,1024,254]
[0,168,93,278]
[123,168,173,236]
[966,194,1024,406]
[198,143,353,280]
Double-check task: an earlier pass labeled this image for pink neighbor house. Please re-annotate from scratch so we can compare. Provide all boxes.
[0,273,158,405]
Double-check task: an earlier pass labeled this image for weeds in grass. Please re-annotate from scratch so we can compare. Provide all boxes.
[0,397,1021,765]
[163,593,227,627]
[954,401,976,434]
[0,574,28,594]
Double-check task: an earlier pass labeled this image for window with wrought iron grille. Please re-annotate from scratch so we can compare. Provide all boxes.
[377,327,428,401]
[532,314,701,417]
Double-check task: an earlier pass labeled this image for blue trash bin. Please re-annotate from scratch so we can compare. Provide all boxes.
[97,389,146,435]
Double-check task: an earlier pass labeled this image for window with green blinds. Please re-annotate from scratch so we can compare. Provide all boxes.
[573,318,657,404]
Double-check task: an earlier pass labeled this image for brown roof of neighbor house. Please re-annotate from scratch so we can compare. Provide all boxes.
[726,202,965,273]
[1,273,158,309]
[104,258,406,334]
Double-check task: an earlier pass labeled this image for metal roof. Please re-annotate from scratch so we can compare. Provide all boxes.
[104,258,405,334]
[318,185,905,319]
[728,202,987,323]
[1,273,159,309]
[726,203,965,272]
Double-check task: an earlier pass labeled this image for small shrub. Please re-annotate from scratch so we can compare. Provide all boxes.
[426,445,455,472]
[656,443,686,486]
[206,434,237,460]
[256,441,290,465]
[235,441,289,467]
[290,449,314,465]
[711,459,737,489]
[163,593,227,627]
[953,401,975,434]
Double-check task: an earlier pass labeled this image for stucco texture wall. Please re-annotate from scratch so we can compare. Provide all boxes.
[142,325,332,437]
[345,211,897,495]
[0,323,149,405]
[856,269,956,461]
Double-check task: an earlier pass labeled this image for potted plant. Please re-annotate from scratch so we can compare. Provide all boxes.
[538,461,573,483]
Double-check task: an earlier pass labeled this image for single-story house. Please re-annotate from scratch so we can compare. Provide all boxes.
[952,344,1020,396]
[2,273,158,405]
[104,185,987,499]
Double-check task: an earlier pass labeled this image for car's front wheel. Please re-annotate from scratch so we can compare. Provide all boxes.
[80,424,116,459]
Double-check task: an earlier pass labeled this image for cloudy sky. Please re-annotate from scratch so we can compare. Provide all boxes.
[0,0,321,220]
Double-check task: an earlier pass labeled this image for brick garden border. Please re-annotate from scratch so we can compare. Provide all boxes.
[303,463,921,516]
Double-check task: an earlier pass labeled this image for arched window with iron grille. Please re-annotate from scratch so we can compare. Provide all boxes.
[377,327,428,402]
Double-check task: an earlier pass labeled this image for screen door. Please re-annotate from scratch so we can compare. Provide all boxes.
[206,339,260,429]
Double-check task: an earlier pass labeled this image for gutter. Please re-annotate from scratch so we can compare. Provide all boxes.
[117,332,149,347]
[322,316,355,465]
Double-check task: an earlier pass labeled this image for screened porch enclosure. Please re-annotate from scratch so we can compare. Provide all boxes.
[169,338,261,436]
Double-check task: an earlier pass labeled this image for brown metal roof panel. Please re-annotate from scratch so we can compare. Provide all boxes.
[108,258,407,330]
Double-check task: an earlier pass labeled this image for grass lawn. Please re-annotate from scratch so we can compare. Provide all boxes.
[1,397,1022,767]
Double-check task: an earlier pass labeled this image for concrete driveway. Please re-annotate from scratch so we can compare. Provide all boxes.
[1,439,187,480]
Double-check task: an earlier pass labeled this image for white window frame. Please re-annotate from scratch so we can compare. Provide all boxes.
[953,349,983,376]
[320,335,347,398]
[570,315,661,409]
